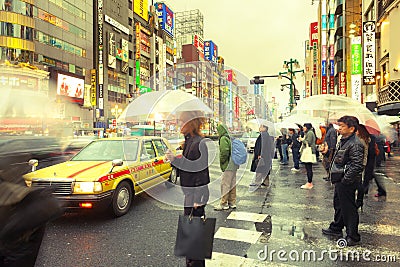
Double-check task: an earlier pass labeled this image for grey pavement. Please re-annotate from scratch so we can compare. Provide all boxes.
[207,150,400,266]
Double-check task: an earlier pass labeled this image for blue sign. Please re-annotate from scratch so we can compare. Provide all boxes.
[329,14,335,29]
[330,60,334,76]
[155,3,174,37]
[204,40,218,63]
[322,60,327,76]
[321,15,327,30]
[254,84,259,95]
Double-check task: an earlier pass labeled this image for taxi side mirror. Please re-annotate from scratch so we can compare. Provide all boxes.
[109,159,123,173]
[28,159,39,172]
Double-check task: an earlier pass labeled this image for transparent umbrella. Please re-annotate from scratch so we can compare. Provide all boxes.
[292,95,380,135]
[118,90,213,123]
[245,118,279,136]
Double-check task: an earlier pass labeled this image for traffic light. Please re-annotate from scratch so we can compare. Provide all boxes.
[250,76,264,84]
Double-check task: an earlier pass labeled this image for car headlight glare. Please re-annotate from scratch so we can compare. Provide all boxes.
[25,180,32,187]
[74,182,102,193]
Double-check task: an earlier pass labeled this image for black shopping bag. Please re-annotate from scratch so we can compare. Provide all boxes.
[174,213,216,260]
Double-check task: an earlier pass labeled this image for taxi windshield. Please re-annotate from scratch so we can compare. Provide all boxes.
[71,140,139,161]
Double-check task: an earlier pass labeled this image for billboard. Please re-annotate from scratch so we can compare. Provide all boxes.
[134,0,149,21]
[351,36,362,75]
[363,21,376,85]
[204,40,218,63]
[155,2,174,37]
[192,34,204,59]
[57,73,84,99]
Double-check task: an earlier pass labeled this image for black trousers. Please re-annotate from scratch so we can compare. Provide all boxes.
[183,206,206,267]
[304,163,313,183]
[329,182,360,241]
[0,226,45,267]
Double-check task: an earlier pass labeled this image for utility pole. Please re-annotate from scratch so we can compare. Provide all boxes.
[279,59,304,112]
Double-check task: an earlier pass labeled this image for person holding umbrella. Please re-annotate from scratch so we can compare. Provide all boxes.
[299,123,317,189]
[165,110,210,267]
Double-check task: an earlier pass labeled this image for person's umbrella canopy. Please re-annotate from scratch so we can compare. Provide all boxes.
[118,90,213,123]
[245,118,279,136]
[292,95,380,135]
[279,114,325,138]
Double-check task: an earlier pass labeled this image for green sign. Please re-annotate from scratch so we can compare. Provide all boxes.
[136,60,140,86]
[138,85,152,94]
[351,37,362,75]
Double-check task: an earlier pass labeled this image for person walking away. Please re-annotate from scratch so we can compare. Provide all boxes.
[250,124,274,189]
[363,134,386,198]
[322,116,364,246]
[355,124,370,210]
[322,123,338,181]
[299,123,316,189]
[375,134,386,167]
[288,128,301,172]
[214,124,239,211]
[165,111,210,267]
[280,132,291,165]
[275,135,283,162]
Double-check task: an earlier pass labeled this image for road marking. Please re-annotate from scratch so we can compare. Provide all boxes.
[214,227,262,244]
[206,252,296,267]
[227,211,268,222]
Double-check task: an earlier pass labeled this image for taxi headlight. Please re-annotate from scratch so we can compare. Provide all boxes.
[25,180,32,187]
[74,182,102,193]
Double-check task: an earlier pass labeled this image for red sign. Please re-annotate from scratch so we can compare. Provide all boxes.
[329,76,335,94]
[339,72,346,95]
[225,69,232,82]
[234,96,239,118]
[321,76,327,94]
[310,22,318,46]
[112,119,116,127]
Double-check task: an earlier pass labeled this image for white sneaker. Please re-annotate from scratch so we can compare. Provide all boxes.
[229,204,237,209]
[291,168,300,172]
[214,205,229,211]
[300,183,313,189]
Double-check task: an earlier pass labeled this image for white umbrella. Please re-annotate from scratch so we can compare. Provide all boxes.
[293,95,380,135]
[118,90,213,123]
[245,118,278,136]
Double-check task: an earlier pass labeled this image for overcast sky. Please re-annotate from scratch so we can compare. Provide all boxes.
[163,0,318,110]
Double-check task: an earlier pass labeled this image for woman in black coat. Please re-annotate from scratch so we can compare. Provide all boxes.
[166,111,210,267]
[250,125,274,187]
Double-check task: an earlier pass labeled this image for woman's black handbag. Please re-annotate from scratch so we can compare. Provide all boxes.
[174,212,216,260]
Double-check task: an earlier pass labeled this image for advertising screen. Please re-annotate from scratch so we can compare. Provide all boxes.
[204,40,218,63]
[57,73,84,99]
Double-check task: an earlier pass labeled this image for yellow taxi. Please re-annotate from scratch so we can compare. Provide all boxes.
[23,136,178,217]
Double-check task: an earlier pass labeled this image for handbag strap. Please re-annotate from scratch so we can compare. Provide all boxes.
[189,208,207,222]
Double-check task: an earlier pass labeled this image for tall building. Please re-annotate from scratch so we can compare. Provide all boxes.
[375,0,400,115]
[175,9,204,60]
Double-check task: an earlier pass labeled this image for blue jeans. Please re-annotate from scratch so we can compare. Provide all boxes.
[292,147,300,169]
[281,144,288,164]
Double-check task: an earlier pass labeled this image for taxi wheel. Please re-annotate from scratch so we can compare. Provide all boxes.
[111,181,133,217]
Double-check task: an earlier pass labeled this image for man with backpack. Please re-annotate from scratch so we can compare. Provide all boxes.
[215,124,241,211]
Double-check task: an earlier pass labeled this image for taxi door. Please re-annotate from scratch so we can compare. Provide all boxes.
[137,140,161,191]
[152,139,171,180]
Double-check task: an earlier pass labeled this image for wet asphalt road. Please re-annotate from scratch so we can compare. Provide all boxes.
[34,149,400,267]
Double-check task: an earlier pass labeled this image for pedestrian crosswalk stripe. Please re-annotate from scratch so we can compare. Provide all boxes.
[270,216,400,237]
[206,252,297,267]
[214,227,262,244]
[206,252,257,267]
[227,211,268,222]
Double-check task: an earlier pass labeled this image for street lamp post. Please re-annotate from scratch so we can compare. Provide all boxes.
[250,59,304,113]
[279,59,304,112]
